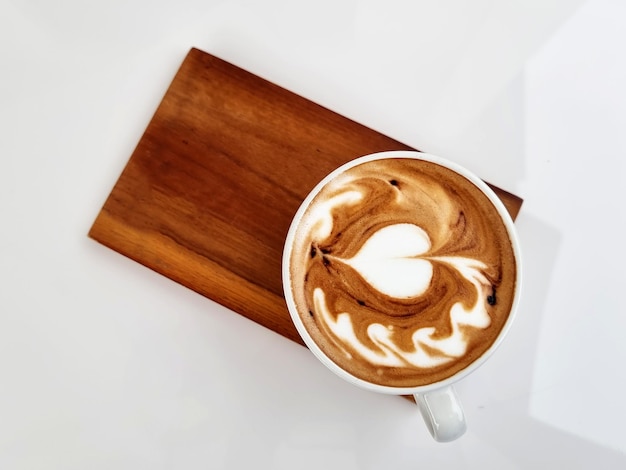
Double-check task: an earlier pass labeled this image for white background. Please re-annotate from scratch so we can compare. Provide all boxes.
[2,0,625,468]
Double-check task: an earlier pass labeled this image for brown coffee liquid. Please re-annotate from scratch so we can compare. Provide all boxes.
[288,158,517,388]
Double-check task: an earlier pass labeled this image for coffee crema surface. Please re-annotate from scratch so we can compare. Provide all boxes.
[288,158,517,388]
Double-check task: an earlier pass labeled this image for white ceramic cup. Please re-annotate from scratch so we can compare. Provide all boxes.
[282,150,522,442]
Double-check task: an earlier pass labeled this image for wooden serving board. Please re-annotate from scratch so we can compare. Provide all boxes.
[90,48,523,351]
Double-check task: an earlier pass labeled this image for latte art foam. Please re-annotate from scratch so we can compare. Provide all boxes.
[288,158,517,387]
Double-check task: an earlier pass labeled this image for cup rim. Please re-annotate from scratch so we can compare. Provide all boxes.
[282,150,523,395]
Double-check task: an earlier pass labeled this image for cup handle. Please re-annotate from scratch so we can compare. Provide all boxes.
[414,386,467,442]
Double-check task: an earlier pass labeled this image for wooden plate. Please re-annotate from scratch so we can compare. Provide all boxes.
[89,48,523,356]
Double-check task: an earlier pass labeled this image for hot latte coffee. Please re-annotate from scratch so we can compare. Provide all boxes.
[286,156,517,388]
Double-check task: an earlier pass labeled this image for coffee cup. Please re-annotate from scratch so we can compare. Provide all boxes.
[282,150,522,442]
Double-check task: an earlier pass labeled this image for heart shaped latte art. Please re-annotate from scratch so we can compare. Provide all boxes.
[315,222,493,368]
[341,223,434,299]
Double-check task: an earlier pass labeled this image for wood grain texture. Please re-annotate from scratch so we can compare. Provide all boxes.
[89,47,523,363]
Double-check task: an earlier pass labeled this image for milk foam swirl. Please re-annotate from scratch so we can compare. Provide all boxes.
[289,158,516,387]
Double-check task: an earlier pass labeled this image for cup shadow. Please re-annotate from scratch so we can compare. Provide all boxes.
[457,213,625,466]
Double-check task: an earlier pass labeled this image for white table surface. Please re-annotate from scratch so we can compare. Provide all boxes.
[2,0,625,468]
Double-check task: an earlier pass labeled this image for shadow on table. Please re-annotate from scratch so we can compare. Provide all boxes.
[462,213,625,467]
